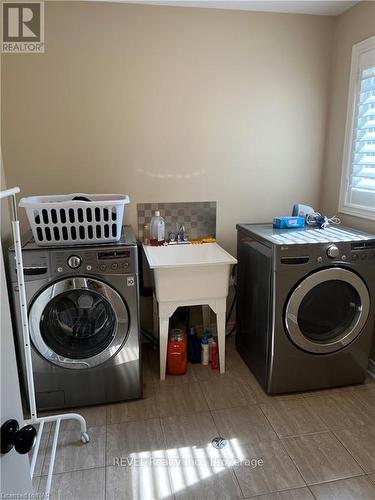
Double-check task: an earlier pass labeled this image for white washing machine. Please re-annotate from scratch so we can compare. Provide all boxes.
[9,226,142,410]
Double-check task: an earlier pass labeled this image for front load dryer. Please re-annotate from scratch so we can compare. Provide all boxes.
[236,223,375,394]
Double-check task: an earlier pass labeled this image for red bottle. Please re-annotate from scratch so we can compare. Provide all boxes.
[210,339,219,369]
[167,329,187,375]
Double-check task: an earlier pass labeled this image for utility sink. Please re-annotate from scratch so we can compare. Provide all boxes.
[143,242,236,268]
[143,243,237,302]
[143,243,237,380]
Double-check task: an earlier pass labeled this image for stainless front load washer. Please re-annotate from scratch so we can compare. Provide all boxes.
[236,223,375,394]
[9,226,142,410]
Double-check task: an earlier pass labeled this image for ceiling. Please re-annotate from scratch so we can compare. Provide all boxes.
[112,0,360,16]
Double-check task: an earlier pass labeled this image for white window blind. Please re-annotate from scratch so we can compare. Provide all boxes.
[340,36,375,220]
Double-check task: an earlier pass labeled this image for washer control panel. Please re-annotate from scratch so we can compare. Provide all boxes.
[67,255,81,269]
[95,249,132,273]
[51,246,136,275]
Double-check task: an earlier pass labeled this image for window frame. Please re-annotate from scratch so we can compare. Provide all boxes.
[339,35,375,221]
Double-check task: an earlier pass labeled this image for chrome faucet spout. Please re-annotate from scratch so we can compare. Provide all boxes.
[177,224,187,242]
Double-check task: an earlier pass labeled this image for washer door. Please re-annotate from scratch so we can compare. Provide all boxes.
[29,277,129,369]
[285,268,370,354]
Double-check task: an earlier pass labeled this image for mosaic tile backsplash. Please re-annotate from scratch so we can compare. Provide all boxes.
[137,201,216,241]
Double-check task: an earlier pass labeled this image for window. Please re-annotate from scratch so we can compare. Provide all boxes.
[339,35,375,220]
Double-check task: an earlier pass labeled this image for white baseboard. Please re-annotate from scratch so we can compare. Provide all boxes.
[368,358,375,379]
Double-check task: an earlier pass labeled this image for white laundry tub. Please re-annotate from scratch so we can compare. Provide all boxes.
[143,243,237,302]
[143,243,237,380]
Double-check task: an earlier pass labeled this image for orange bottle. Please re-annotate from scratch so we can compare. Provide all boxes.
[167,329,187,375]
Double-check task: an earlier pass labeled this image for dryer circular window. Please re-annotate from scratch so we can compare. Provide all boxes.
[29,277,129,369]
[285,268,370,354]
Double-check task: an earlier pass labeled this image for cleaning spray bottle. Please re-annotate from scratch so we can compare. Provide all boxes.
[210,338,219,370]
[201,336,209,365]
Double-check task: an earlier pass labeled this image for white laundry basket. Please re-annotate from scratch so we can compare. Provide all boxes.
[19,193,130,246]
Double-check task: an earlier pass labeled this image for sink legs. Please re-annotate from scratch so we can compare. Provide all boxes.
[159,316,170,380]
[216,311,226,375]
[157,298,227,380]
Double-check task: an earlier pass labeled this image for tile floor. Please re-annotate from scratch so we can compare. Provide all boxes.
[32,338,375,500]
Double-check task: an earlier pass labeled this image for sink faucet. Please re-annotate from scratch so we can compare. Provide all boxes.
[177,224,187,242]
[168,223,189,243]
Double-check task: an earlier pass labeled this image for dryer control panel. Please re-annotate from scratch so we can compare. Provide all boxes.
[350,240,375,262]
[274,239,375,271]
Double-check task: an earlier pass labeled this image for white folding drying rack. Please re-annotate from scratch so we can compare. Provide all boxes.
[0,187,89,497]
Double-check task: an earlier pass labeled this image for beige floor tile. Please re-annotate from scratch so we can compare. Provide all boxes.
[243,372,303,404]
[32,415,54,433]
[30,423,50,477]
[172,469,241,500]
[56,405,107,431]
[161,411,217,452]
[282,432,364,485]
[42,425,106,475]
[225,349,250,373]
[212,405,277,445]
[156,382,208,417]
[106,418,165,465]
[107,383,158,424]
[352,388,375,413]
[201,375,257,410]
[190,362,227,381]
[260,399,328,438]
[225,348,265,386]
[153,366,198,386]
[309,476,375,500]
[40,404,107,431]
[32,476,40,493]
[249,487,314,499]
[368,473,375,485]
[305,392,374,430]
[334,426,375,473]
[349,374,375,391]
[228,439,305,497]
[170,463,242,500]
[106,463,174,500]
[38,467,105,500]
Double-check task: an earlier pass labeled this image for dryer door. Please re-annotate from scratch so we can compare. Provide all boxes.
[29,277,129,369]
[285,268,370,354]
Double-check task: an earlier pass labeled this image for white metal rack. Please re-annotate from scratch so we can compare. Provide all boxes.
[1,187,89,497]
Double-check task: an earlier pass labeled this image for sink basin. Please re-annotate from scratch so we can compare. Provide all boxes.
[143,243,237,269]
[143,243,237,303]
